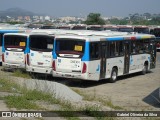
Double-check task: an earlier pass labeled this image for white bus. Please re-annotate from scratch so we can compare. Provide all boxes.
[25,29,73,74]
[2,33,30,69]
[0,29,25,65]
[52,31,156,82]
[2,29,91,73]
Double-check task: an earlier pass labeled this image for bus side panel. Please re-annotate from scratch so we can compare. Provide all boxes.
[129,54,150,73]
[87,60,100,80]
[106,57,124,78]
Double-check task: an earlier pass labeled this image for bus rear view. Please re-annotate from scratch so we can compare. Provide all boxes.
[2,33,27,69]
[53,37,86,79]
[26,34,54,74]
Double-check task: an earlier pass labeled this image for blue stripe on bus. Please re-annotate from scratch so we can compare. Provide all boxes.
[24,37,30,54]
[0,30,20,33]
[53,39,57,59]
[82,42,90,61]
[106,37,124,41]
[2,36,5,52]
[136,36,141,39]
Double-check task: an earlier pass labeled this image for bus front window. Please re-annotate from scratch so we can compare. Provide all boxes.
[134,28,149,34]
[30,35,53,52]
[56,38,85,58]
[4,35,27,51]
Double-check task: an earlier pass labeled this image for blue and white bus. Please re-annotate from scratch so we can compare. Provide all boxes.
[0,29,25,64]
[52,31,156,82]
[25,29,72,74]
[2,33,30,69]
[2,29,88,72]
[2,30,60,71]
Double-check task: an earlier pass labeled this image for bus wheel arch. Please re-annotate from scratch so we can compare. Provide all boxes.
[142,61,149,75]
[109,66,118,83]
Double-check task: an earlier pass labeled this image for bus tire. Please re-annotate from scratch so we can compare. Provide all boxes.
[141,64,148,75]
[110,68,118,83]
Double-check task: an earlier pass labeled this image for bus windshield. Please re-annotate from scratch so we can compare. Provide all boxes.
[4,35,27,51]
[134,28,150,34]
[87,27,104,31]
[153,28,160,37]
[30,35,54,52]
[104,28,119,31]
[56,38,85,57]
[72,26,86,30]
[118,28,134,32]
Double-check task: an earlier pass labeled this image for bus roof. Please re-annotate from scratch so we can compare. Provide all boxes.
[4,32,56,37]
[0,29,26,33]
[55,32,155,42]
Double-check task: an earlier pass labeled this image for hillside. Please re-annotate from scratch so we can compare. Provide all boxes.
[0,8,42,17]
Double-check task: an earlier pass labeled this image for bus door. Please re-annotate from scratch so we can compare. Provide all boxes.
[100,42,107,79]
[149,40,156,69]
[124,41,130,74]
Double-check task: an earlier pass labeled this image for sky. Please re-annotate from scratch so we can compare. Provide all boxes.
[0,0,160,17]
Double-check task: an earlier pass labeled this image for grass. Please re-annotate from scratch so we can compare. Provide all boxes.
[0,78,20,92]
[12,69,31,79]
[0,96,4,100]
[0,76,119,119]
[98,98,123,110]
[71,88,123,110]
[4,95,41,110]
[4,89,59,110]
[71,88,96,101]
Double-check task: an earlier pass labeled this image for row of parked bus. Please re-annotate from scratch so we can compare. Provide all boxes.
[0,28,157,82]
[42,25,160,51]
[41,25,160,35]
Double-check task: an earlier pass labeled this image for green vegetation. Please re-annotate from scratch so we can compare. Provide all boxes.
[0,75,120,119]
[109,13,160,25]
[0,78,20,92]
[5,95,41,110]
[7,21,24,25]
[12,69,31,79]
[72,88,123,110]
[84,13,106,25]
[100,98,123,110]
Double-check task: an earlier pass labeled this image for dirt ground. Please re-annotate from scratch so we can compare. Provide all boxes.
[54,52,160,111]
[0,52,160,113]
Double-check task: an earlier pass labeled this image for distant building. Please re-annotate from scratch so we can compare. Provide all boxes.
[44,16,51,21]
[24,16,31,21]
[18,16,23,21]
[40,16,44,22]
[59,16,77,23]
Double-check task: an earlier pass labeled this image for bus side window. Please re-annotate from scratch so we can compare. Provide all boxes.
[136,40,144,54]
[109,41,122,57]
[90,42,99,60]
[131,41,137,54]
[143,39,149,53]
[118,41,124,56]
[110,42,115,57]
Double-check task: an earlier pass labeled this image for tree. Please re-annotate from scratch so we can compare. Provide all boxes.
[84,13,105,25]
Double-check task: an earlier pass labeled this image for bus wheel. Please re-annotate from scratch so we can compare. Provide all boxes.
[142,64,148,75]
[110,68,117,83]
